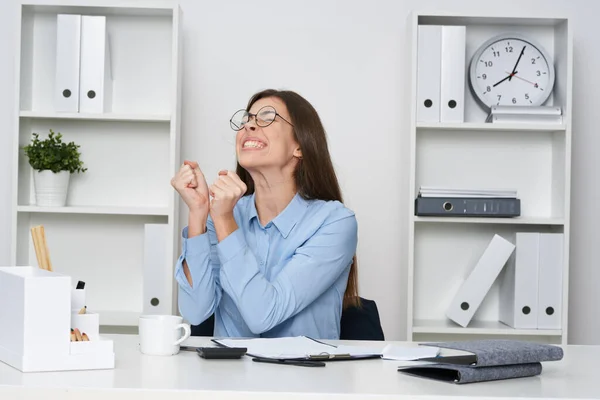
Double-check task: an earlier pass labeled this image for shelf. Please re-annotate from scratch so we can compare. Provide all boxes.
[412,319,562,336]
[20,111,170,122]
[97,311,141,327]
[416,122,566,132]
[23,3,175,17]
[413,216,565,225]
[417,12,567,27]
[17,205,169,216]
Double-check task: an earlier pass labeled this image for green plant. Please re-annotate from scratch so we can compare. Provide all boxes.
[23,129,87,174]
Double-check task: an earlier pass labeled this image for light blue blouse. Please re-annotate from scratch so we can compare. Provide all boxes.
[174,192,358,339]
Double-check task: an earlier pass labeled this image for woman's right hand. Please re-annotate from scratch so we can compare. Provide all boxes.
[171,161,210,214]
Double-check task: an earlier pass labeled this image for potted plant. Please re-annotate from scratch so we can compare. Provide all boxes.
[23,129,87,207]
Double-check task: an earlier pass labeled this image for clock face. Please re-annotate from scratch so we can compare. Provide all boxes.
[470,35,554,108]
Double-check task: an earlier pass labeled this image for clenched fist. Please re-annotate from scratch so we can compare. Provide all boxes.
[209,170,247,220]
[171,161,210,214]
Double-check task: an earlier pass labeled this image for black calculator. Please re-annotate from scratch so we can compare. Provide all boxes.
[195,346,247,359]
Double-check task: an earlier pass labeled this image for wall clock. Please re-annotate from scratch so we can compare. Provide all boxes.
[469,33,555,109]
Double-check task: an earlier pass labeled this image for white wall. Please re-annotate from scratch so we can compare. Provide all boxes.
[0,0,598,344]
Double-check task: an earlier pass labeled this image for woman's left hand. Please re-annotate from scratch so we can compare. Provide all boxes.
[209,170,247,221]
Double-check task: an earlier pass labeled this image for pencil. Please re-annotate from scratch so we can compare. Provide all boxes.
[74,328,83,342]
[31,226,45,270]
[30,225,53,271]
[40,225,53,272]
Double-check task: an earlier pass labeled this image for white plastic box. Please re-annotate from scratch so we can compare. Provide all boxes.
[0,266,114,372]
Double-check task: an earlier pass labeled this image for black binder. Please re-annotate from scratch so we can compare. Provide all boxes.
[415,196,521,217]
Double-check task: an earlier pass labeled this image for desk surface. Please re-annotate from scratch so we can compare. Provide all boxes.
[1,334,599,400]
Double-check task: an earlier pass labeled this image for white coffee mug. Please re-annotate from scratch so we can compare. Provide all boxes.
[139,315,191,356]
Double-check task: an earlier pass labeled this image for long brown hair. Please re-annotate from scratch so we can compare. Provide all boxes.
[236,89,360,309]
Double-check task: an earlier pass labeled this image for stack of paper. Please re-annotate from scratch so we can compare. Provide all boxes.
[486,105,562,124]
[419,186,518,199]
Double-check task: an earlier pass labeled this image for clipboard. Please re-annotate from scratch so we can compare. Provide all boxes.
[212,336,382,363]
[302,337,381,361]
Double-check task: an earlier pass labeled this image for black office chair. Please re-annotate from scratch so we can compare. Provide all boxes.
[191,314,215,337]
[340,297,385,341]
[190,297,385,340]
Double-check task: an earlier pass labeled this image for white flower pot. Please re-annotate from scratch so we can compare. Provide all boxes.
[33,170,70,207]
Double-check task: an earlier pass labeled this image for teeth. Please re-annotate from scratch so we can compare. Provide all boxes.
[243,140,265,149]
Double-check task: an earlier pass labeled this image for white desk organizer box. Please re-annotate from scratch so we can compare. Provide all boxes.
[0,266,114,372]
[71,287,101,342]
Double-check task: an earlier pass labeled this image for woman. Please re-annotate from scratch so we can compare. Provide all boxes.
[171,89,359,339]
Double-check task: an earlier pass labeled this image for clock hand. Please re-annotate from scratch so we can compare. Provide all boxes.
[493,71,517,87]
[493,74,511,87]
[509,46,526,81]
[504,71,537,86]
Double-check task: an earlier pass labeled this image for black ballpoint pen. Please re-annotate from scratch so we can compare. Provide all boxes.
[252,357,326,367]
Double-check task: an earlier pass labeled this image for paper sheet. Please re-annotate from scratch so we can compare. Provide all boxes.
[381,344,440,361]
[214,336,367,359]
[214,336,440,361]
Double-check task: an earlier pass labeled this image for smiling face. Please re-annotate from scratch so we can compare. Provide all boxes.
[236,96,302,173]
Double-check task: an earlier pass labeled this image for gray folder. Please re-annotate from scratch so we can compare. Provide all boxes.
[398,339,563,384]
[398,362,542,384]
[419,339,563,366]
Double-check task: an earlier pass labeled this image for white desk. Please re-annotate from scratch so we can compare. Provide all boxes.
[0,334,599,400]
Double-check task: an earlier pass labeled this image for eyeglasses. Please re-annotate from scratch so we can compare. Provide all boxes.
[230,106,294,131]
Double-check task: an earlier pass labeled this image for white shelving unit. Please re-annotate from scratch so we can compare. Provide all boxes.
[16,205,170,216]
[406,12,572,345]
[19,110,171,122]
[10,1,182,328]
[416,121,567,132]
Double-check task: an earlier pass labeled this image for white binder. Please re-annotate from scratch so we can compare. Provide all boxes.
[440,26,466,122]
[79,15,113,113]
[143,224,171,315]
[499,232,540,329]
[446,234,515,327]
[54,14,82,112]
[416,25,442,122]
[537,233,564,330]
